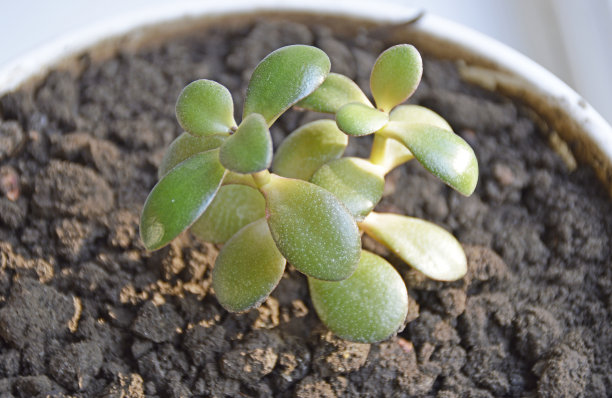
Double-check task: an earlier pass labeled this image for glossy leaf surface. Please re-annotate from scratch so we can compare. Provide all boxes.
[219,113,272,174]
[272,120,348,181]
[296,73,372,113]
[389,104,452,131]
[381,122,478,196]
[191,184,266,244]
[212,218,286,312]
[310,157,385,221]
[309,250,408,343]
[243,45,331,125]
[368,105,451,174]
[336,103,388,136]
[158,132,226,178]
[360,212,467,281]
[140,150,225,251]
[261,175,361,281]
[370,44,422,113]
[175,79,236,136]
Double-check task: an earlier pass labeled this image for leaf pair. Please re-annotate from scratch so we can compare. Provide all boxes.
[212,175,362,312]
[273,121,385,220]
[299,44,478,196]
[334,44,422,136]
[177,45,331,134]
[173,80,271,175]
[175,45,332,175]
[142,45,332,251]
[220,44,332,173]
[307,212,467,343]
[297,44,422,117]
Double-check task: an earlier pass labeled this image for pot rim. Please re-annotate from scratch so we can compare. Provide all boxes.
[1,0,611,192]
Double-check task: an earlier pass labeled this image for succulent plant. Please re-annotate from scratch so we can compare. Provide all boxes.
[140,44,478,343]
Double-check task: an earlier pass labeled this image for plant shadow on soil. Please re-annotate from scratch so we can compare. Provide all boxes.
[0,18,611,398]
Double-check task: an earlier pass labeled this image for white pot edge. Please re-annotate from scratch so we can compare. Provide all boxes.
[0,1,422,92]
[1,0,611,190]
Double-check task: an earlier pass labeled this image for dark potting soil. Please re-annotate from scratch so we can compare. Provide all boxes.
[0,17,611,398]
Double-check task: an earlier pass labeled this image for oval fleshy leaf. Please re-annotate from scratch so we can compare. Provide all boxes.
[175,79,236,136]
[261,175,361,281]
[310,157,385,221]
[371,44,422,113]
[368,105,451,174]
[243,45,331,125]
[219,113,272,174]
[212,218,286,312]
[336,103,388,136]
[380,122,478,195]
[360,212,467,281]
[158,132,226,178]
[389,104,452,131]
[190,184,266,244]
[296,73,372,114]
[308,250,408,343]
[140,150,225,251]
[272,120,348,181]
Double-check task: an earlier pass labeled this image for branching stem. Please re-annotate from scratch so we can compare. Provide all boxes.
[252,169,272,188]
[368,132,414,175]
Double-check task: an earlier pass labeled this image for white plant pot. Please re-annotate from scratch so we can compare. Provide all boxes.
[1,1,611,194]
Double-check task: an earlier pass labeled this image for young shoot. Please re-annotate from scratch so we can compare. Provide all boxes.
[140,43,478,343]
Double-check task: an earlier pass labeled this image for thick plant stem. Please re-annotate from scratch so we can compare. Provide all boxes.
[369,134,389,166]
[252,169,272,188]
[368,133,414,175]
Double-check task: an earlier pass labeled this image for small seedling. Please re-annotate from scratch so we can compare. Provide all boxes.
[140,44,478,343]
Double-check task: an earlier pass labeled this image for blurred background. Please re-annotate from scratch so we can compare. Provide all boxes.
[1,0,611,124]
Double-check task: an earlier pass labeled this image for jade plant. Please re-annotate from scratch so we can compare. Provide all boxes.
[139,44,478,343]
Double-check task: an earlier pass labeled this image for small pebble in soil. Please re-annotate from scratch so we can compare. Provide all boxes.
[0,165,20,201]
[131,301,183,343]
[0,120,25,161]
[48,341,103,391]
[219,330,282,384]
[311,329,371,377]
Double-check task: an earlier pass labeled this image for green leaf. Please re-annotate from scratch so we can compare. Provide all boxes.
[310,157,385,221]
[175,79,236,136]
[336,103,388,136]
[368,105,450,174]
[308,250,408,343]
[212,218,286,312]
[272,120,348,180]
[243,45,331,126]
[380,122,478,196]
[370,44,422,113]
[191,184,266,244]
[360,212,467,281]
[261,175,361,281]
[296,73,372,113]
[140,150,225,251]
[219,113,272,174]
[389,104,452,131]
[158,132,226,178]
